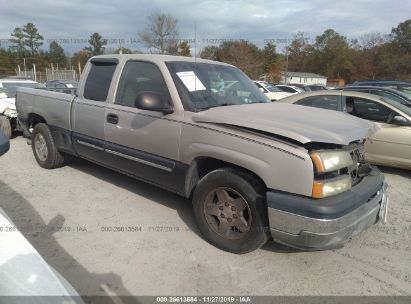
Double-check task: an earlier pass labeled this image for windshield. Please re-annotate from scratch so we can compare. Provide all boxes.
[1,82,39,98]
[166,62,270,112]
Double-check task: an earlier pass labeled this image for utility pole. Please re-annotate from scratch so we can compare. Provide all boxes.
[33,64,36,81]
[23,58,27,77]
[284,51,289,85]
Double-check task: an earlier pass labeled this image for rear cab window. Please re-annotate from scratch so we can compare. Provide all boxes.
[83,59,118,101]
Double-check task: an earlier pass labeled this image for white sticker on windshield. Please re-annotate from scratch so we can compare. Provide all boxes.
[66,84,74,88]
[176,71,206,92]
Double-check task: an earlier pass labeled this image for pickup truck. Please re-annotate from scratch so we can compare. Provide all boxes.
[16,54,388,253]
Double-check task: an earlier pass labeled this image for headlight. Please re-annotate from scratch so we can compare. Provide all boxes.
[312,175,351,198]
[310,150,353,173]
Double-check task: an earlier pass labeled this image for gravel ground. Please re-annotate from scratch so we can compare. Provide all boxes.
[0,137,410,296]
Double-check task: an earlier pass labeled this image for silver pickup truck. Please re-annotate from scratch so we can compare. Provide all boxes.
[16,54,388,253]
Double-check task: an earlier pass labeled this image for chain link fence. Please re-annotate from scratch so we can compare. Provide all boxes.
[16,68,78,83]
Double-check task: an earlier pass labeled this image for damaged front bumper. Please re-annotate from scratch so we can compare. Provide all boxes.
[267,167,387,250]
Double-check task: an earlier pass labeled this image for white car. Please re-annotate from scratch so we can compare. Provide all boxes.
[0,207,84,301]
[254,81,293,101]
[276,84,304,94]
[0,79,39,137]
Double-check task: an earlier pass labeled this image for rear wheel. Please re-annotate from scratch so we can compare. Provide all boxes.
[193,168,269,254]
[0,115,12,138]
[32,123,65,169]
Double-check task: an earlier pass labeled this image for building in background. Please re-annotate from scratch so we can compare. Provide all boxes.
[327,78,345,88]
[281,72,327,86]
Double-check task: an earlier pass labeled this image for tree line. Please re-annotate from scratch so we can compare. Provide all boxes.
[0,16,410,84]
[200,19,411,83]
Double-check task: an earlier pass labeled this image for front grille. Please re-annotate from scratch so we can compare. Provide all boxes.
[347,144,366,186]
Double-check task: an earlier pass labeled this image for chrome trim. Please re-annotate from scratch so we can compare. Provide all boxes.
[76,140,104,151]
[268,186,384,235]
[76,139,173,172]
[105,149,173,172]
[378,181,389,224]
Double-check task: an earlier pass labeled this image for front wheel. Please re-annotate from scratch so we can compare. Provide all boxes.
[192,168,269,254]
[32,123,65,169]
[0,115,12,138]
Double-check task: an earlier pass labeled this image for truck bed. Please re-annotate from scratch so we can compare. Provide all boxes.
[16,88,75,132]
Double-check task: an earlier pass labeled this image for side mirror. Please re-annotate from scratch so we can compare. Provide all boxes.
[0,130,10,156]
[134,91,173,114]
[259,87,264,93]
[391,115,409,126]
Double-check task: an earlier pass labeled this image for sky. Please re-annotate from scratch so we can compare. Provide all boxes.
[0,0,410,54]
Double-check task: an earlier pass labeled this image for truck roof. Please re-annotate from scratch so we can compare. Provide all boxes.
[91,54,233,67]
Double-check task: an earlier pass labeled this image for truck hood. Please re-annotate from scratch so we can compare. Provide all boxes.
[192,103,379,146]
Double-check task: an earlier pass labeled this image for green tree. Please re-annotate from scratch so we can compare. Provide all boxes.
[48,41,66,66]
[114,47,133,54]
[22,22,44,56]
[286,32,315,73]
[139,13,179,54]
[10,27,26,55]
[178,41,191,56]
[261,42,281,82]
[85,33,106,56]
[200,45,219,60]
[0,49,17,77]
[313,29,354,80]
[390,19,411,52]
[71,50,92,71]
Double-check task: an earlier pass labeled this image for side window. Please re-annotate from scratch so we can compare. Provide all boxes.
[281,86,293,93]
[347,97,393,122]
[116,61,170,107]
[84,61,117,101]
[295,95,339,110]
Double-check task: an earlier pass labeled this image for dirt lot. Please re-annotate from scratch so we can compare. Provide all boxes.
[0,137,410,296]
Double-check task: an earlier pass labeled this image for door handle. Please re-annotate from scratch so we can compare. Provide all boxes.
[107,113,119,124]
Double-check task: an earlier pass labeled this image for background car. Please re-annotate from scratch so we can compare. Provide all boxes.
[280,90,411,169]
[302,84,328,91]
[276,84,304,94]
[44,79,78,94]
[0,130,9,156]
[340,86,411,106]
[351,80,411,98]
[0,78,40,137]
[254,81,293,101]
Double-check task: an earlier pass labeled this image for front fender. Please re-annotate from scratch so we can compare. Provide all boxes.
[180,123,315,197]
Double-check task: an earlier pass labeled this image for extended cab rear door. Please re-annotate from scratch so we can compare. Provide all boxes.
[72,58,117,164]
[103,60,183,193]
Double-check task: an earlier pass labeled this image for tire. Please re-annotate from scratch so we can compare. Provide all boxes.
[31,123,65,169]
[0,115,12,138]
[192,168,269,254]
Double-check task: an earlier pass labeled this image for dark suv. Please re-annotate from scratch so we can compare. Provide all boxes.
[342,86,411,106]
[351,80,411,96]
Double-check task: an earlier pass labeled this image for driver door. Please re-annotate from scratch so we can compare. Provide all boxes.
[103,60,182,192]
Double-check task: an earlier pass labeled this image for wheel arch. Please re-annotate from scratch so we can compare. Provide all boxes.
[28,113,47,128]
[184,156,268,198]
